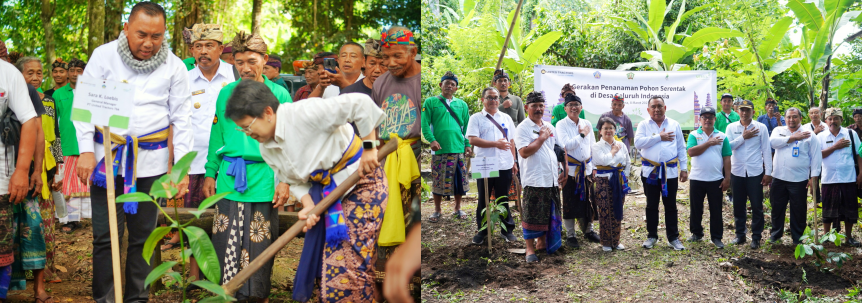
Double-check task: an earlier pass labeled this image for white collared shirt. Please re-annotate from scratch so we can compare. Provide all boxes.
[464,109,515,171]
[592,139,630,178]
[187,62,236,174]
[0,61,38,195]
[687,128,730,182]
[75,40,193,178]
[556,116,594,176]
[726,120,772,177]
[515,119,559,188]
[259,93,385,201]
[770,126,822,182]
[802,121,826,135]
[817,127,860,184]
[634,117,688,178]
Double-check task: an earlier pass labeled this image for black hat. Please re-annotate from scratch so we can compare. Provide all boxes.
[700,106,716,116]
[765,98,777,106]
[564,94,581,105]
[853,108,862,116]
[738,100,754,109]
[721,93,733,100]
[493,69,510,82]
[440,71,458,85]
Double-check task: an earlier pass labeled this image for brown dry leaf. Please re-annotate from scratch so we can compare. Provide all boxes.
[55,265,68,273]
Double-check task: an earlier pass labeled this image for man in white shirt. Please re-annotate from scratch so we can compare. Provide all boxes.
[73,3,192,302]
[802,107,826,135]
[817,108,862,246]
[634,96,688,251]
[465,87,518,244]
[769,107,821,245]
[186,23,235,207]
[725,100,772,249]
[685,106,731,249]
[556,94,600,248]
[516,91,565,262]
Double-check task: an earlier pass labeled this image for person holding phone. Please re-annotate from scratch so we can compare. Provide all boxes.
[757,98,785,136]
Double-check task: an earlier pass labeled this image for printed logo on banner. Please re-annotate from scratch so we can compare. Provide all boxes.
[593,71,601,79]
[626,72,634,79]
[541,69,547,74]
[665,74,669,80]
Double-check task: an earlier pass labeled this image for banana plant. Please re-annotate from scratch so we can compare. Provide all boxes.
[436,0,478,27]
[784,0,861,107]
[609,0,743,71]
[723,14,795,100]
[493,8,562,96]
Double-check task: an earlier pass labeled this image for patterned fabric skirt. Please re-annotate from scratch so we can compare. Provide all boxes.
[212,199,279,301]
[61,156,89,197]
[183,174,207,208]
[0,195,13,268]
[39,198,58,282]
[508,173,522,209]
[319,167,388,303]
[595,177,623,248]
[431,153,469,196]
[821,183,859,223]
[562,175,596,220]
[521,186,561,232]
[10,196,47,290]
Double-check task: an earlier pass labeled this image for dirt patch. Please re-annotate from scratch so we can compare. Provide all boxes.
[734,256,854,296]
[423,242,569,291]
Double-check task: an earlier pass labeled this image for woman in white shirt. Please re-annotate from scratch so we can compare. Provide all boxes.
[591,117,631,252]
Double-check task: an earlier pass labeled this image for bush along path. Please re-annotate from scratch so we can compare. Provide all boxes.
[421,177,862,303]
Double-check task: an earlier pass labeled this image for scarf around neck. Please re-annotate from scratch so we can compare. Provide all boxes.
[117,31,169,74]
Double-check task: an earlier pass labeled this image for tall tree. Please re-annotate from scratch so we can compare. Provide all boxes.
[105,0,125,42]
[40,0,56,67]
[87,0,105,58]
[251,0,263,35]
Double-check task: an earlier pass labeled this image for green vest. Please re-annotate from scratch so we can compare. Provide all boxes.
[53,84,80,156]
[551,103,585,127]
[205,78,293,202]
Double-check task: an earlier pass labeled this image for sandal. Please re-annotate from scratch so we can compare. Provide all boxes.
[453,210,468,220]
[428,212,442,223]
[61,222,79,234]
[35,295,53,303]
[160,241,181,251]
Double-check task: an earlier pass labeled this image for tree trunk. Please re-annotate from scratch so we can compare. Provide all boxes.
[251,0,263,35]
[172,0,185,58]
[104,0,124,42]
[87,0,105,59]
[819,54,832,109]
[343,0,354,40]
[313,0,318,42]
[40,0,55,77]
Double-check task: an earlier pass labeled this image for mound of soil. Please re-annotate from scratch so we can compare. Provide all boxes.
[423,241,569,291]
[734,257,854,296]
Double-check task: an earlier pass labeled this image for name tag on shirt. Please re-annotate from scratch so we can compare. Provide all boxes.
[827,140,834,144]
[792,147,800,157]
[192,89,206,96]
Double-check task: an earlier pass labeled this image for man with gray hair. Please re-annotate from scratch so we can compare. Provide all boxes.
[768,107,821,244]
[802,106,826,135]
[816,108,862,246]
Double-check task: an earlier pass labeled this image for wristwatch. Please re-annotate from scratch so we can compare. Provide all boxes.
[579,133,586,138]
[363,140,379,150]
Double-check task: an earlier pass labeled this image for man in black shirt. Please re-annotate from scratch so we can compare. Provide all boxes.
[340,38,387,96]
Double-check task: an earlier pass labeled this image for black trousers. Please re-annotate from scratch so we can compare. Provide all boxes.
[770,178,808,243]
[477,169,515,235]
[732,173,764,241]
[91,175,160,303]
[690,179,724,240]
[642,177,679,241]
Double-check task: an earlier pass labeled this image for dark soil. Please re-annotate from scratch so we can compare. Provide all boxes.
[734,256,853,295]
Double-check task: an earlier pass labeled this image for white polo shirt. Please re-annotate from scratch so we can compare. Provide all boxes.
[556,116,595,176]
[770,126,822,182]
[817,127,861,184]
[686,128,731,182]
[464,109,516,171]
[726,120,772,177]
[634,117,688,178]
[188,62,236,174]
[515,118,559,188]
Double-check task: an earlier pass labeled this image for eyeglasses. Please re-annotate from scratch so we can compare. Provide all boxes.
[235,117,257,134]
[484,96,500,101]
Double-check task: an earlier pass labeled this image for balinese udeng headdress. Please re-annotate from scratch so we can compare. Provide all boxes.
[525,91,546,105]
[560,83,575,98]
[824,108,843,118]
[364,39,383,58]
[612,94,624,103]
[381,28,415,48]
[68,58,86,70]
[493,69,509,82]
[440,71,458,85]
[190,24,224,44]
[230,31,267,55]
[51,58,68,70]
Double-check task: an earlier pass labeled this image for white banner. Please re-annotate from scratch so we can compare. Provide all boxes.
[534,65,716,130]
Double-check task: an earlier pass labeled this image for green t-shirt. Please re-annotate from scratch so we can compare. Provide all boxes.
[271,77,291,94]
[206,78,293,202]
[551,103,585,127]
[714,110,740,133]
[421,96,471,155]
[53,84,80,156]
[183,57,196,71]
